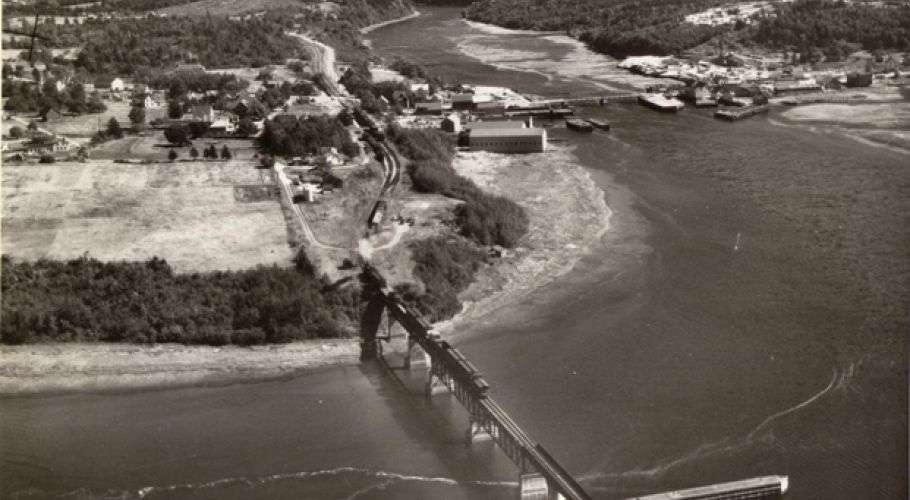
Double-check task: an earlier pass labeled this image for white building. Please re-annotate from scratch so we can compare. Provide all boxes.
[468,127,547,153]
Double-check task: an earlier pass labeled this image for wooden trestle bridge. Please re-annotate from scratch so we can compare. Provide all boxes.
[360,267,592,500]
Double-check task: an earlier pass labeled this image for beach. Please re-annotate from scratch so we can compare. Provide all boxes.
[0,142,613,395]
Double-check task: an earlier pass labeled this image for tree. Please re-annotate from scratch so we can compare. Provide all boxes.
[168,149,178,161]
[236,117,257,138]
[164,124,191,146]
[168,99,183,119]
[8,126,24,139]
[128,106,146,127]
[169,79,187,99]
[206,144,217,159]
[221,145,232,159]
[189,146,199,159]
[39,154,56,163]
[27,121,38,132]
[107,117,123,139]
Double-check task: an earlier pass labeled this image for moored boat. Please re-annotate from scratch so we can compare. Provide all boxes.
[638,93,685,112]
[586,118,611,130]
[565,117,594,132]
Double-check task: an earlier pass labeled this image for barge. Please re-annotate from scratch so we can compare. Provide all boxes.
[714,105,770,121]
[565,118,594,132]
[586,118,611,130]
[638,93,685,112]
[627,475,789,500]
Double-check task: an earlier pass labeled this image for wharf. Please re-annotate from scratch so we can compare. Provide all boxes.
[505,107,574,117]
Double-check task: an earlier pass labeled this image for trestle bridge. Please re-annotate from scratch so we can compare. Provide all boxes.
[361,267,591,500]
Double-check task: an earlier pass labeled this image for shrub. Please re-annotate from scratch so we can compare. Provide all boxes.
[39,154,56,163]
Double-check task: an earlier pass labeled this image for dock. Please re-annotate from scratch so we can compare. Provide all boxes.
[714,105,770,121]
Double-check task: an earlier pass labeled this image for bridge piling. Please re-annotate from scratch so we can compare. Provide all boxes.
[465,416,493,445]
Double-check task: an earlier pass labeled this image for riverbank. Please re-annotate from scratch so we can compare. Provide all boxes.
[0,341,359,396]
[436,143,612,335]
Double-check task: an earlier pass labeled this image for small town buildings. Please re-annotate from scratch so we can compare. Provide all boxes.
[24,135,72,154]
[468,127,547,153]
[773,79,822,95]
[319,146,345,166]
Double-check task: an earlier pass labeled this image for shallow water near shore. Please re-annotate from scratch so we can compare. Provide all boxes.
[2,7,908,500]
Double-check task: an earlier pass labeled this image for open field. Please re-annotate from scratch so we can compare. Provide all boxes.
[1,160,292,272]
[156,0,309,17]
[89,133,260,161]
[23,101,167,140]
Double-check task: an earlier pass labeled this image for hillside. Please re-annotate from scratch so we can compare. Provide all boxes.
[463,0,910,59]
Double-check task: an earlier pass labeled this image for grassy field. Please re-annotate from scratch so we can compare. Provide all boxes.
[1,160,292,273]
[26,101,167,140]
[89,133,260,162]
[156,0,312,17]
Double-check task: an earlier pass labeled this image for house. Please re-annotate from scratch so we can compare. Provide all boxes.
[450,93,475,111]
[230,98,268,119]
[319,146,345,166]
[191,105,215,122]
[441,113,461,133]
[415,101,444,115]
[845,72,873,88]
[468,127,547,153]
[94,76,125,92]
[773,79,822,95]
[208,118,236,135]
[40,108,65,122]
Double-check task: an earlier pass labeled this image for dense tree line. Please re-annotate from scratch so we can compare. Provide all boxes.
[750,1,910,54]
[390,126,528,247]
[3,78,105,115]
[0,253,360,345]
[465,0,726,56]
[395,236,485,321]
[61,15,301,75]
[149,71,248,95]
[259,114,360,158]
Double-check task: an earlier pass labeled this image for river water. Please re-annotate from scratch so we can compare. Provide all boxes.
[2,7,907,500]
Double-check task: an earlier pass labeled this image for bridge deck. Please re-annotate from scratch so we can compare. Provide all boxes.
[365,269,591,500]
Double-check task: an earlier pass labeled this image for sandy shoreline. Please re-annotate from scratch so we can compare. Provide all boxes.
[0,341,359,396]
[436,143,613,336]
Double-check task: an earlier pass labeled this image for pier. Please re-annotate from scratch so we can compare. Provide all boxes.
[360,267,591,500]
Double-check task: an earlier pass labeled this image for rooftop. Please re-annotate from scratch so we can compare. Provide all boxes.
[469,128,545,138]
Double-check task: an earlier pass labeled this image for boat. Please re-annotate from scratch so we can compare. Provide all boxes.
[626,475,789,500]
[637,93,685,112]
[585,118,611,130]
[565,118,593,132]
[714,104,770,121]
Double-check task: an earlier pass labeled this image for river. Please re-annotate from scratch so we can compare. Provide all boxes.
[2,7,907,500]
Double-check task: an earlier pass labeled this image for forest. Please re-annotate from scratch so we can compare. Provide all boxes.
[70,15,301,76]
[0,253,360,345]
[258,114,360,158]
[750,1,910,53]
[464,0,910,57]
[464,0,726,56]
